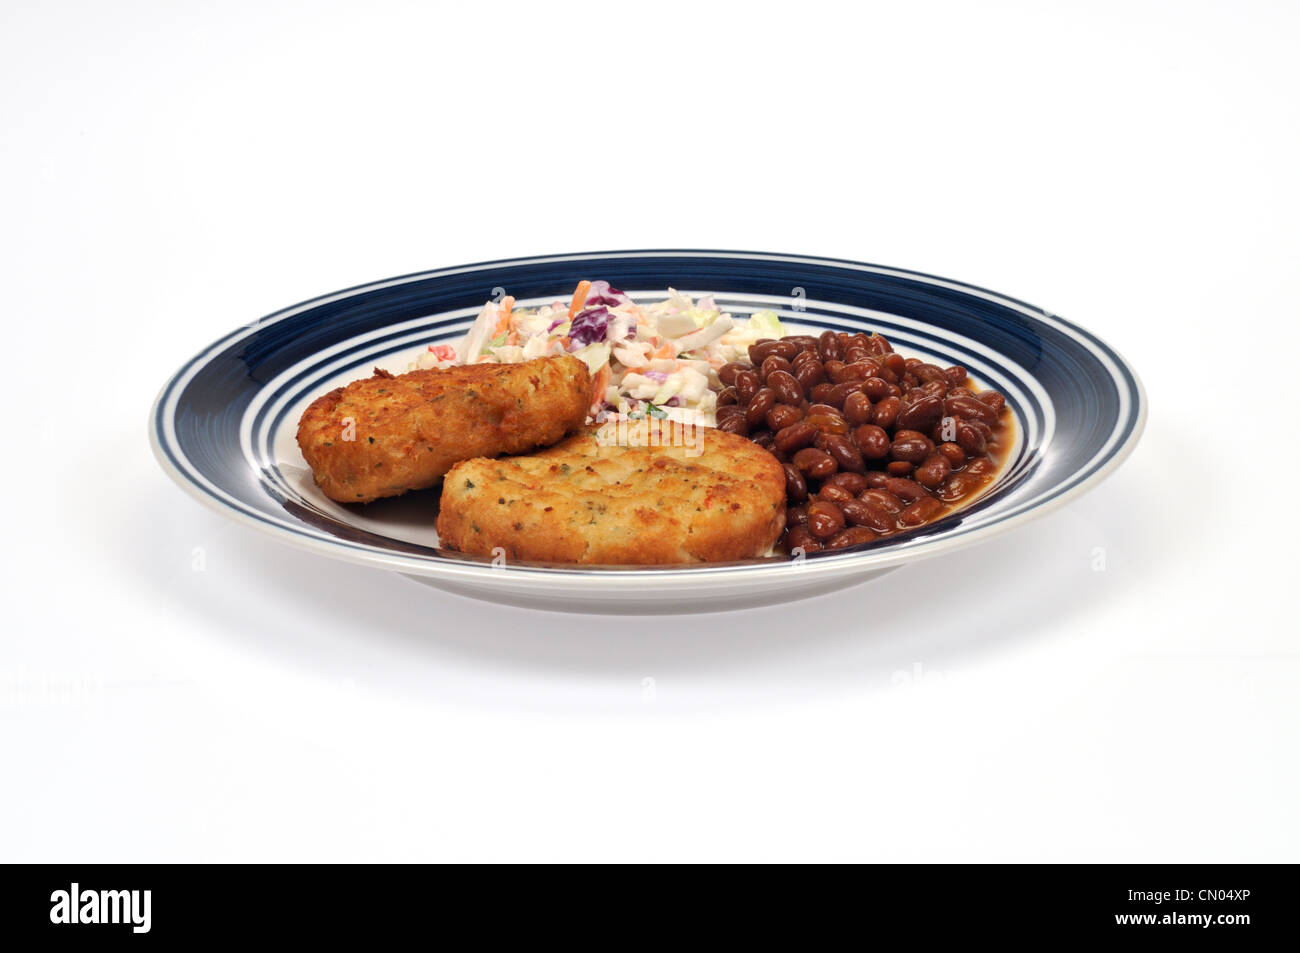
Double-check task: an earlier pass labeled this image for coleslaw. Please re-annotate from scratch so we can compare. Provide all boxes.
[410,281,786,426]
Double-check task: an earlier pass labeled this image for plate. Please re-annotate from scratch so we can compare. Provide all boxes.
[150,250,1146,613]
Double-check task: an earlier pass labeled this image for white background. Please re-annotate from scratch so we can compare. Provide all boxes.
[2,0,1296,862]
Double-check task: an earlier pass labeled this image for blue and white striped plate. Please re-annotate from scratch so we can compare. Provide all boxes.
[150,251,1145,613]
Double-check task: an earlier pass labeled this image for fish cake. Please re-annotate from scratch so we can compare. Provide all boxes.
[297,355,592,503]
[436,419,787,565]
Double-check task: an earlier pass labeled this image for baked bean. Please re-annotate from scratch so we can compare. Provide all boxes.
[864,471,890,489]
[765,369,803,405]
[869,333,892,354]
[759,355,793,382]
[938,442,966,467]
[715,404,744,425]
[716,386,739,407]
[955,420,986,454]
[808,383,837,405]
[843,391,873,426]
[897,394,944,432]
[862,377,892,401]
[921,379,949,400]
[745,388,776,427]
[716,414,749,436]
[842,499,895,533]
[817,330,844,362]
[913,363,948,384]
[782,463,808,503]
[825,526,879,549]
[945,394,997,423]
[884,477,929,503]
[945,365,967,384]
[766,403,804,432]
[844,346,869,365]
[817,433,866,473]
[821,384,851,409]
[899,496,945,526]
[823,359,847,383]
[824,472,868,495]
[785,335,819,351]
[806,403,840,418]
[834,361,876,384]
[735,369,760,403]
[883,352,906,377]
[914,453,953,489]
[718,362,747,387]
[861,489,904,513]
[852,424,891,459]
[750,429,773,450]
[785,524,822,554]
[773,421,818,453]
[886,461,915,476]
[965,457,996,476]
[816,382,847,408]
[818,483,855,504]
[890,430,933,464]
[785,503,808,528]
[938,471,985,502]
[980,390,1006,414]
[805,413,849,435]
[872,396,901,428]
[807,500,846,539]
[793,360,827,391]
[793,447,837,479]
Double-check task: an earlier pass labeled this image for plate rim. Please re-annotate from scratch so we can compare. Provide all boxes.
[149,249,1147,590]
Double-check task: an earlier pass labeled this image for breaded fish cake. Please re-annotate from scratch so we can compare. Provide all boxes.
[436,419,787,565]
[297,355,591,503]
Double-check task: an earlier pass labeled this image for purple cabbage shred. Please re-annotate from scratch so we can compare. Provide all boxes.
[567,306,611,347]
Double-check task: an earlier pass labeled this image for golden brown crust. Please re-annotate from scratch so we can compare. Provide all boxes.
[436,420,787,565]
[296,355,592,503]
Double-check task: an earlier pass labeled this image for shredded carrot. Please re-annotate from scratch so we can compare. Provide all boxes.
[507,331,518,346]
[653,342,677,359]
[487,297,516,338]
[569,280,591,318]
